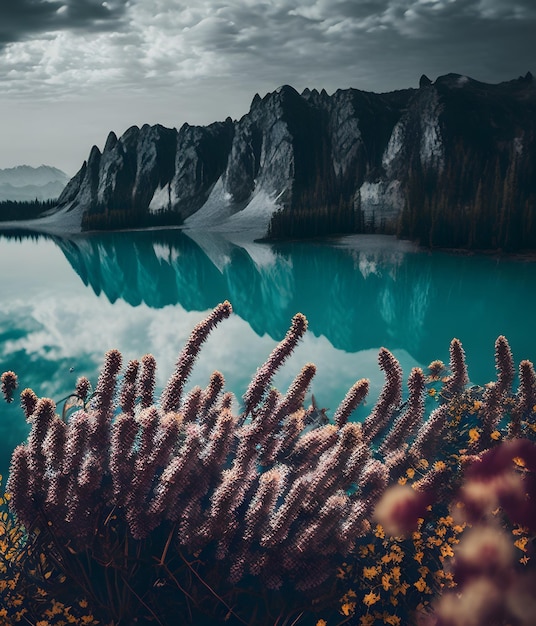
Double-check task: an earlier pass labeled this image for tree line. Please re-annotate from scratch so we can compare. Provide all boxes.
[397,134,536,251]
[0,199,57,221]
[81,207,183,231]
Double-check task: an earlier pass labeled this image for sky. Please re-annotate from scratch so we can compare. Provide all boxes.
[0,0,534,176]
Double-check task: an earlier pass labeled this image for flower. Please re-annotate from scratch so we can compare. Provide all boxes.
[363,566,380,579]
[341,602,356,616]
[469,428,480,444]
[382,573,392,591]
[514,537,529,552]
[363,591,381,607]
[414,578,427,592]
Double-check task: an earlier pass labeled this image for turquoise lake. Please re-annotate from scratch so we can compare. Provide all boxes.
[1,229,536,476]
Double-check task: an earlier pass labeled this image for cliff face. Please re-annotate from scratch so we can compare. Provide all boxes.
[55,73,536,245]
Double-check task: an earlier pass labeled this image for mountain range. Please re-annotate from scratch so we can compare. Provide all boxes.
[0,165,69,202]
[31,73,536,248]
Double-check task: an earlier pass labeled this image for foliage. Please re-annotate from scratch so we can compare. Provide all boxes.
[81,207,183,231]
[1,304,535,625]
[397,136,536,251]
[0,199,57,222]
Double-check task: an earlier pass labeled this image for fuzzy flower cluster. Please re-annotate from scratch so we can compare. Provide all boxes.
[2,305,536,626]
[3,301,463,595]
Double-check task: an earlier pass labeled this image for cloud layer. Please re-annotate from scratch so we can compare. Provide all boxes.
[0,0,534,171]
[2,0,534,96]
[0,0,130,45]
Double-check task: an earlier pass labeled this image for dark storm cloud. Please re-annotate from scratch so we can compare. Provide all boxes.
[0,0,129,47]
[150,0,534,93]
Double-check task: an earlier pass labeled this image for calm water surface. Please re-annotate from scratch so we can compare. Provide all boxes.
[1,229,536,475]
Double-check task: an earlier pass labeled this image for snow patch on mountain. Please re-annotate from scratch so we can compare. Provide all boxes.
[149,183,176,213]
[184,177,281,240]
[359,180,403,223]
[218,189,280,239]
[183,178,234,228]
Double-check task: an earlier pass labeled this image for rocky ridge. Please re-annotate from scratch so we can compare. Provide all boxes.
[53,73,536,243]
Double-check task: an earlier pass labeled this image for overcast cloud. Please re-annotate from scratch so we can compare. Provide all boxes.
[0,0,534,174]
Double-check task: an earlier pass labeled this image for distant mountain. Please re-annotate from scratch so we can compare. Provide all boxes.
[47,74,536,248]
[0,165,69,201]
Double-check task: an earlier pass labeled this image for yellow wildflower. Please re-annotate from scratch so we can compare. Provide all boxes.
[414,578,427,592]
[513,456,526,468]
[414,551,424,564]
[375,524,385,539]
[390,566,401,583]
[382,573,392,591]
[316,621,328,626]
[427,537,442,547]
[359,543,376,557]
[406,468,415,479]
[363,591,381,607]
[383,615,401,625]
[514,537,529,552]
[341,603,356,616]
[395,582,410,596]
[418,566,430,577]
[363,566,380,579]
[398,476,407,485]
[490,430,501,440]
[440,544,454,559]
[433,460,447,471]
[468,428,480,444]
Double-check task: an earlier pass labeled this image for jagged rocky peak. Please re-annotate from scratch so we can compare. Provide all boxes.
[88,144,102,163]
[104,131,118,152]
[50,74,536,242]
[275,84,299,96]
[419,74,433,88]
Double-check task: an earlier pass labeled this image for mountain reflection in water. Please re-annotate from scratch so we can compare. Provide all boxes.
[55,229,536,367]
[2,228,536,476]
